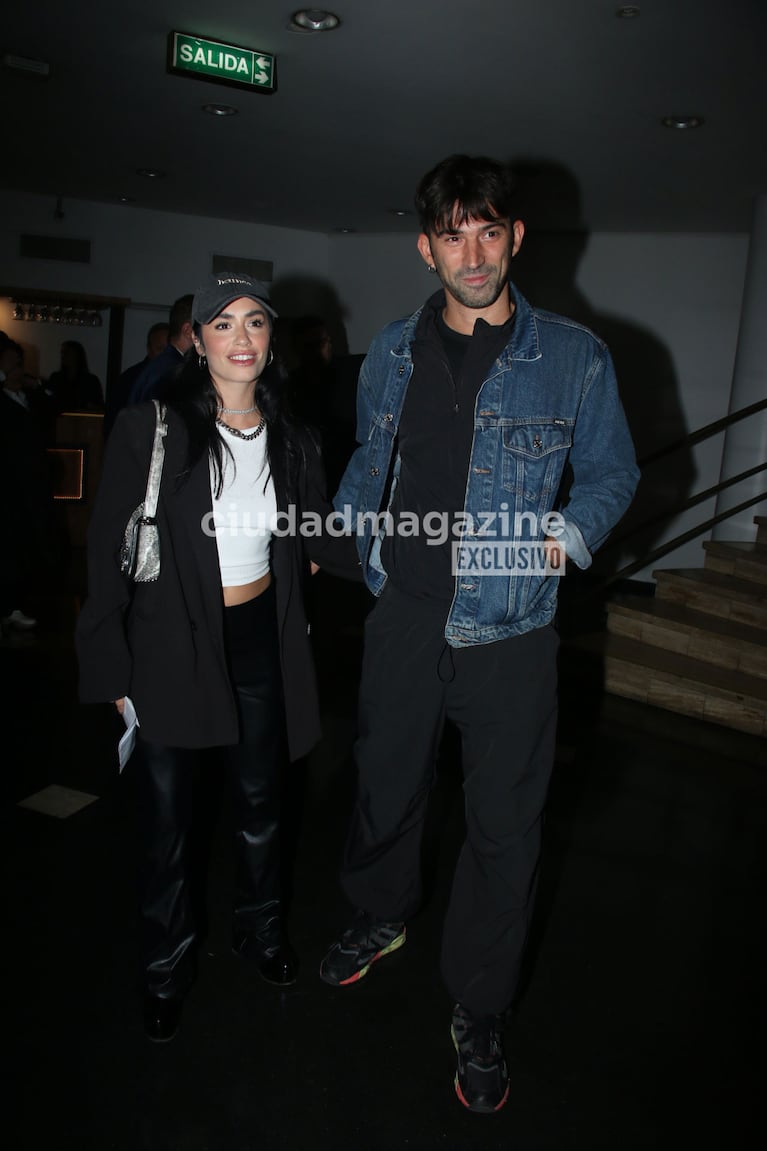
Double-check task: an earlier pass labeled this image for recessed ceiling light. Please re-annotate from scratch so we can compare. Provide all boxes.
[388,208,412,217]
[289,9,341,32]
[333,226,356,234]
[615,6,641,17]
[202,103,238,117]
[662,115,704,129]
[136,167,166,179]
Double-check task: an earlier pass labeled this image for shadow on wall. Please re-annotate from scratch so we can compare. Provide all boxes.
[268,273,364,493]
[507,158,697,583]
[269,275,352,373]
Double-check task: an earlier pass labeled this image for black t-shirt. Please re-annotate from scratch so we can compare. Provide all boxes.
[381,293,514,601]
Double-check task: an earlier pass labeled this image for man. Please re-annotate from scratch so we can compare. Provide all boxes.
[319,155,639,1114]
[104,321,169,437]
[128,295,193,404]
[0,340,58,633]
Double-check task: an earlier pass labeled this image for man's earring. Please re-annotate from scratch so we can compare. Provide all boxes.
[427,265,436,274]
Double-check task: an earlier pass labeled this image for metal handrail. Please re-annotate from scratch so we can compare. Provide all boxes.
[604,489,767,585]
[585,395,767,589]
[603,461,767,552]
[638,395,767,468]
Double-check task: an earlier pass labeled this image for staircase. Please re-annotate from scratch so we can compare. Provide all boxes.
[598,516,767,738]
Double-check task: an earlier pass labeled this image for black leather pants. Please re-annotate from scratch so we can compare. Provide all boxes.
[136,586,287,998]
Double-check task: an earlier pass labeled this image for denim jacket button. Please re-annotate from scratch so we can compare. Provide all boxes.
[384,413,393,421]
[370,467,380,476]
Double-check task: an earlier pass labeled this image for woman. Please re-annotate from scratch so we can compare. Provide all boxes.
[76,274,358,1042]
[47,339,104,412]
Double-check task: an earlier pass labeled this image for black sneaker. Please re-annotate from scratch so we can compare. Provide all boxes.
[451,1002,510,1114]
[319,910,406,986]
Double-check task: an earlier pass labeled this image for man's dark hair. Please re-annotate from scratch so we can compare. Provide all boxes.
[415,154,517,236]
[168,294,194,339]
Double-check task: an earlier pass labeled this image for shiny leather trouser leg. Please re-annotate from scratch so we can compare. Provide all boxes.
[226,667,287,948]
[135,740,198,999]
[136,589,287,997]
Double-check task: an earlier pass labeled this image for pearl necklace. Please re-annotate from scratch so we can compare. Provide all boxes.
[216,416,266,441]
[218,404,258,415]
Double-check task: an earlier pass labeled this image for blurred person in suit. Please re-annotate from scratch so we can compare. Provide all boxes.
[129,295,194,404]
[104,321,169,438]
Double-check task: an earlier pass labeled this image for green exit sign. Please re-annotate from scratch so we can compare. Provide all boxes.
[168,31,275,92]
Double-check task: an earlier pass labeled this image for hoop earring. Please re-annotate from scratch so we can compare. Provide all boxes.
[427,265,436,274]
[198,353,207,369]
[267,349,274,366]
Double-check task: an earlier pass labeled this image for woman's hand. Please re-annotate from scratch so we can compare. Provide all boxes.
[114,698,126,716]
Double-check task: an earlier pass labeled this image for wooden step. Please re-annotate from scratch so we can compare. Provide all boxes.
[607,596,767,679]
[703,539,767,585]
[653,568,767,630]
[574,632,767,738]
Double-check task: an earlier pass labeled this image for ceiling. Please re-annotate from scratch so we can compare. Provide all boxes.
[2,1,765,236]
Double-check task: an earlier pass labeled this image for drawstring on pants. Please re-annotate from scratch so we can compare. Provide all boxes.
[437,642,456,684]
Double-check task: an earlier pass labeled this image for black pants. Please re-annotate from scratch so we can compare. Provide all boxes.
[341,583,559,1017]
[136,585,286,998]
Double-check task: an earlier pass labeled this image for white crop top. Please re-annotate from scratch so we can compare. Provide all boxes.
[210,428,277,585]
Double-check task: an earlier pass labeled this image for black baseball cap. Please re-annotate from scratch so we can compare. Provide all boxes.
[192,273,278,325]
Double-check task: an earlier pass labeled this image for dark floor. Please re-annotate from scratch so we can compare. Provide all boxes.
[3,577,766,1151]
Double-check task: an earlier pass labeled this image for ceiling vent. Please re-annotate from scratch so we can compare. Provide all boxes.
[19,234,91,263]
[212,254,273,283]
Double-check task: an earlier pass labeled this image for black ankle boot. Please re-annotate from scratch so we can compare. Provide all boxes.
[233,917,298,986]
[143,993,184,1043]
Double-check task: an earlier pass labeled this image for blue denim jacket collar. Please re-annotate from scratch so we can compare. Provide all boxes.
[390,282,542,366]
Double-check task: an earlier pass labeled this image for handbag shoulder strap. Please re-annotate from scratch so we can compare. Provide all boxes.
[143,399,168,518]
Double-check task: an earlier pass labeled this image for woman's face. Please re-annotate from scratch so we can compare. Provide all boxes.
[1,348,23,389]
[194,296,271,392]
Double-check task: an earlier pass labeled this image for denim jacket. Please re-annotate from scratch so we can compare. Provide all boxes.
[335,282,639,646]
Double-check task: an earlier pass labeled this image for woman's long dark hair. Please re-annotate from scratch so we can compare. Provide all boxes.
[160,323,305,499]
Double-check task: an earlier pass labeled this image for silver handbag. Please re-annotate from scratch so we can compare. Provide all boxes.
[119,400,168,582]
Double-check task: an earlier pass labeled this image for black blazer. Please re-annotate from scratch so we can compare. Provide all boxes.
[75,402,359,760]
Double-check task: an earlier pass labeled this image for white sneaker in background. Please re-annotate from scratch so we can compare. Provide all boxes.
[2,609,37,630]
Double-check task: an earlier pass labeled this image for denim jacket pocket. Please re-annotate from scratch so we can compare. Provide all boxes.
[501,420,573,503]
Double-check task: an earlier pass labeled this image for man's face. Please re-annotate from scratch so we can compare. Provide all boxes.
[148,328,169,359]
[417,210,524,312]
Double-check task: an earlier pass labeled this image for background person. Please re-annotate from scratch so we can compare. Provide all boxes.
[128,294,194,404]
[287,314,364,492]
[76,273,358,1044]
[0,339,59,633]
[47,339,103,412]
[104,321,169,438]
[319,155,639,1115]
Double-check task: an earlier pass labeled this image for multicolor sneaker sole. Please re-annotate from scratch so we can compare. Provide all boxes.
[319,922,406,986]
[451,1006,510,1114]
